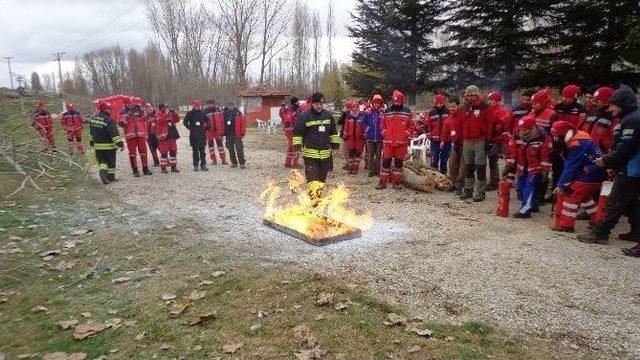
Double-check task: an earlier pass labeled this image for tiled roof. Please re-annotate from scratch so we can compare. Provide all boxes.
[237,85,289,97]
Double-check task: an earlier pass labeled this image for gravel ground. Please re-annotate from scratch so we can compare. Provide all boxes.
[103,127,639,359]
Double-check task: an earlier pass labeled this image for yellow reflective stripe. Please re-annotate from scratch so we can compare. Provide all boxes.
[112,135,124,143]
[98,164,108,170]
[106,168,116,174]
[300,147,332,159]
[306,119,331,127]
[88,118,107,126]
[292,136,303,145]
[93,143,118,150]
[329,135,341,144]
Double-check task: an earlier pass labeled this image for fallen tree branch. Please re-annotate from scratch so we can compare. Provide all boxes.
[0,147,42,198]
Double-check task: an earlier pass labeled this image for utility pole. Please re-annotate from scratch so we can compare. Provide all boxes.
[53,52,65,93]
[4,57,14,89]
[278,57,282,87]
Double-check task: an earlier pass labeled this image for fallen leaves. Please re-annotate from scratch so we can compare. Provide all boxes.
[334,301,352,311]
[408,345,422,353]
[163,224,177,230]
[316,292,334,306]
[71,229,93,236]
[169,303,189,318]
[111,277,130,284]
[39,249,61,257]
[185,289,206,301]
[134,332,146,341]
[257,309,268,318]
[104,318,122,329]
[161,293,177,301]
[57,319,78,330]
[222,340,244,354]
[294,347,326,360]
[42,353,86,360]
[293,324,317,348]
[30,305,48,313]
[384,313,407,327]
[212,270,226,277]
[73,322,106,340]
[189,311,217,326]
[54,261,76,271]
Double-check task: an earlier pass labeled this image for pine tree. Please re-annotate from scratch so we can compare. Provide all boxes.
[441,0,551,100]
[346,0,440,103]
[30,72,43,91]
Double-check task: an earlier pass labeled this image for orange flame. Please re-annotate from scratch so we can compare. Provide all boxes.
[260,170,373,239]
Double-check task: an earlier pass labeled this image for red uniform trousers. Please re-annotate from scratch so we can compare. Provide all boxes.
[158,139,178,170]
[35,123,56,148]
[206,132,226,164]
[346,137,365,172]
[284,131,299,167]
[126,137,148,170]
[555,181,601,229]
[63,127,84,154]
[379,143,407,185]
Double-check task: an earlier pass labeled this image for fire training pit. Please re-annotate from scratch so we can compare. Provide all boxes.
[263,217,362,246]
[259,170,372,246]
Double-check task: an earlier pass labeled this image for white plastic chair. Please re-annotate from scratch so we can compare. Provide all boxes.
[407,134,430,165]
[267,118,281,134]
[256,119,267,131]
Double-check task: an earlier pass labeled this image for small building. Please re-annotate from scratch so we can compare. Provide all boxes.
[237,86,289,124]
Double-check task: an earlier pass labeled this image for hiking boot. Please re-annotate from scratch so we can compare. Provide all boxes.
[512,212,531,219]
[552,226,574,233]
[153,161,160,167]
[194,166,200,171]
[142,167,153,175]
[392,183,403,190]
[240,164,246,169]
[201,165,209,171]
[622,245,640,257]
[375,182,387,190]
[171,167,180,173]
[132,169,141,177]
[472,194,485,202]
[230,163,238,168]
[459,189,473,200]
[161,168,168,174]
[577,232,609,245]
[619,231,640,242]
[99,171,109,185]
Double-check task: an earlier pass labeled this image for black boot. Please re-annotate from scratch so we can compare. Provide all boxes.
[459,189,472,200]
[161,168,168,174]
[99,170,109,185]
[392,183,403,190]
[201,164,209,171]
[143,167,153,175]
[619,230,640,242]
[194,166,200,171]
[171,166,180,173]
[107,173,117,182]
[132,168,141,177]
[512,212,531,219]
[577,231,609,245]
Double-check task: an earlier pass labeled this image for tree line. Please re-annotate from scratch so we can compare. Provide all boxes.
[346,0,640,104]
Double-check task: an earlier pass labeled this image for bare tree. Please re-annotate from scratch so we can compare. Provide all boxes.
[145,0,186,77]
[326,0,336,71]
[292,0,310,91]
[215,0,261,87]
[256,0,291,84]
[311,10,322,89]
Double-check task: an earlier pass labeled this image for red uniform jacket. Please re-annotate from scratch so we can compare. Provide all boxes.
[342,114,365,142]
[426,107,449,142]
[462,100,491,141]
[381,105,415,146]
[531,107,558,132]
[204,106,224,139]
[281,105,298,136]
[146,112,157,136]
[554,101,586,128]
[119,106,148,139]
[156,110,181,140]
[505,126,552,176]
[60,110,84,132]
[486,103,511,143]
[578,108,618,154]
[446,109,465,144]
[32,109,53,130]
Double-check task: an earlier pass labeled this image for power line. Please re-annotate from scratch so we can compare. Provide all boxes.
[53,52,65,93]
[4,57,14,89]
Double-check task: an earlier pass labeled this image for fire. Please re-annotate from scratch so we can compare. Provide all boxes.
[260,170,373,240]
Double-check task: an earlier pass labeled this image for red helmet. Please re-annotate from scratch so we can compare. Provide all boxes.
[550,121,576,138]
[531,90,550,105]
[488,92,502,102]
[345,100,359,112]
[131,97,143,106]
[192,99,202,108]
[66,102,75,111]
[392,90,405,104]
[433,93,447,105]
[518,115,536,131]
[98,101,113,112]
[372,94,383,104]
[122,96,133,105]
[593,86,615,104]
[36,100,45,108]
[561,84,581,99]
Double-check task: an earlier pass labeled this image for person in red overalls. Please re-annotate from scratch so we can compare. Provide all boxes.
[342,100,366,174]
[31,100,55,150]
[155,103,181,173]
[555,85,587,128]
[145,103,160,166]
[119,97,151,176]
[376,90,416,190]
[426,94,450,173]
[578,87,618,154]
[60,102,84,154]
[204,99,227,165]
[281,97,301,168]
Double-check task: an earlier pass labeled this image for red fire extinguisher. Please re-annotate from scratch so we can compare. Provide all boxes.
[496,178,513,217]
[595,181,613,223]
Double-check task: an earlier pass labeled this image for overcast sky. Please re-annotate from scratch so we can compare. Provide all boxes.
[0,0,357,88]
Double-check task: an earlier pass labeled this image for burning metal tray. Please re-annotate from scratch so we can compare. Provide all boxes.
[263,218,362,246]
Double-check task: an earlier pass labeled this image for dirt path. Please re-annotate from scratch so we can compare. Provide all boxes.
[104,127,640,359]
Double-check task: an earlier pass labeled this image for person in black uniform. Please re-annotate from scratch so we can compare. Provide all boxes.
[183,100,210,171]
[87,101,125,184]
[292,92,341,201]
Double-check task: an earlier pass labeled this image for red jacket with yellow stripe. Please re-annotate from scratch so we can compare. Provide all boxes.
[505,126,552,176]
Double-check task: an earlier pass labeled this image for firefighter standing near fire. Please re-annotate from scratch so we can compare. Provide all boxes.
[204,99,227,165]
[376,90,416,190]
[292,92,340,199]
[119,97,152,176]
[577,85,640,253]
[503,115,553,218]
[88,101,124,184]
[342,100,366,174]
[60,102,85,154]
[282,97,301,168]
[31,100,56,150]
[550,121,605,232]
